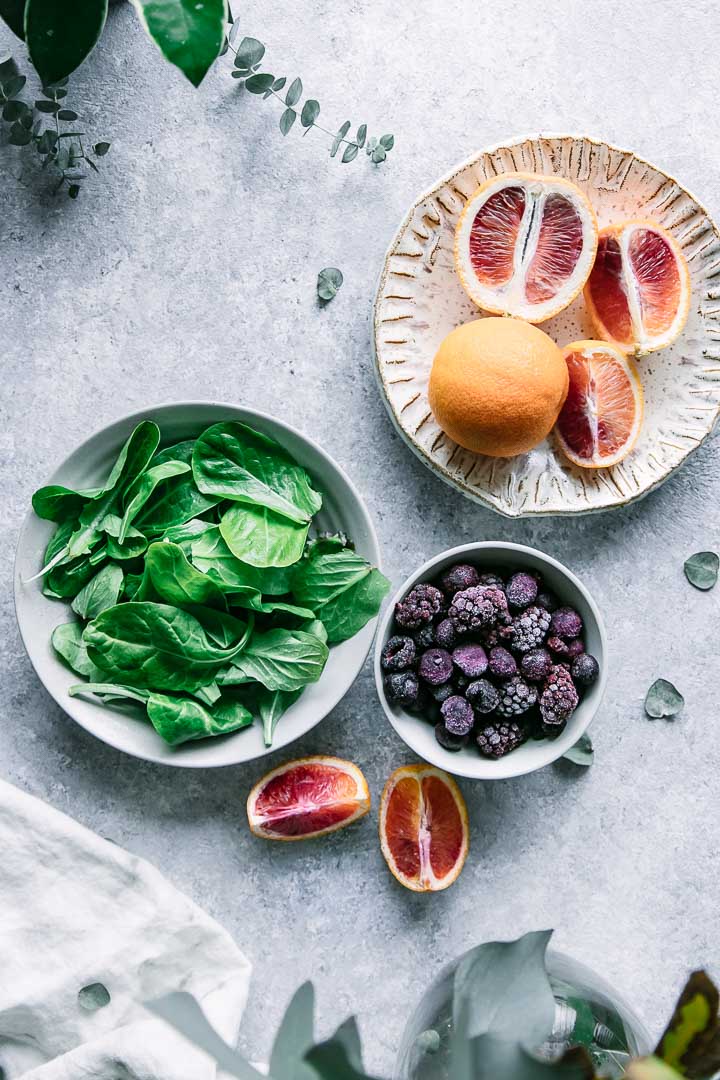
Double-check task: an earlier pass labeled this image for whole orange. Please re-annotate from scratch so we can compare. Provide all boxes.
[428,317,569,457]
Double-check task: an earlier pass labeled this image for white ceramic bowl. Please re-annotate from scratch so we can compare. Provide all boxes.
[14,401,382,768]
[374,542,607,780]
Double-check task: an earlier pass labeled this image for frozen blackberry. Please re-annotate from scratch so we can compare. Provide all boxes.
[550,606,583,639]
[466,678,500,714]
[434,618,457,650]
[495,675,538,717]
[506,571,539,609]
[478,571,505,589]
[406,683,433,717]
[571,653,600,687]
[480,625,501,649]
[418,648,453,686]
[452,643,488,678]
[540,664,579,727]
[547,635,570,656]
[536,590,559,613]
[488,646,517,679]
[449,585,509,634]
[395,583,443,629]
[520,648,553,682]
[384,671,420,708]
[381,635,416,672]
[440,563,479,595]
[476,720,525,758]
[566,638,585,659]
[441,695,474,736]
[430,682,455,704]
[434,723,468,752]
[453,672,471,692]
[413,624,437,651]
[507,605,551,653]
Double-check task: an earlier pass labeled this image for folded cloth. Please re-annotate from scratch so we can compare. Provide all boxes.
[0,778,252,1080]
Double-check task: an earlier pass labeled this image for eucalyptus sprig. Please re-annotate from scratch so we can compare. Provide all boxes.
[228,33,394,165]
[0,54,109,197]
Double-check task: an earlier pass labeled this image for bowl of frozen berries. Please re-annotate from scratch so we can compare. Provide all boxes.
[374,542,606,779]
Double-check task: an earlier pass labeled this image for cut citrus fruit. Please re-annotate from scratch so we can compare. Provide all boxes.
[555,340,644,468]
[585,220,690,355]
[454,172,598,323]
[379,764,469,892]
[247,756,370,841]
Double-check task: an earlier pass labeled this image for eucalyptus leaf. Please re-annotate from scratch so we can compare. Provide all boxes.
[26,0,108,84]
[131,0,226,86]
[269,981,316,1080]
[379,133,394,149]
[285,76,302,106]
[684,551,719,591]
[317,266,343,302]
[78,982,111,1011]
[300,98,319,127]
[341,143,359,164]
[146,992,264,1079]
[245,72,274,94]
[219,502,309,568]
[562,732,593,767]
[71,564,124,620]
[234,35,264,70]
[645,679,684,719]
[356,124,367,147]
[279,107,296,135]
[331,120,351,158]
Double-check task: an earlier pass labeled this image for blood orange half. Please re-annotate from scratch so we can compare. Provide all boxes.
[247,756,370,841]
[555,340,644,468]
[454,172,598,323]
[585,220,690,355]
[379,765,469,892]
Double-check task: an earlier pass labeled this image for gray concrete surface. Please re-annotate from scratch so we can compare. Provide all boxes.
[2,0,719,1071]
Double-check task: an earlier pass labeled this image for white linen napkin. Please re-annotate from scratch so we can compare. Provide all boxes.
[0,778,252,1080]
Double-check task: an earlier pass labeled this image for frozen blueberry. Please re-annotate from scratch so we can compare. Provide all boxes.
[571,653,600,687]
[434,723,468,752]
[430,682,455,704]
[520,648,553,682]
[418,648,453,686]
[488,646,518,679]
[466,678,500,714]
[440,563,479,595]
[434,618,457,650]
[381,635,416,672]
[413,624,436,651]
[395,584,443,629]
[550,606,583,639]
[384,671,420,707]
[536,590,559,613]
[506,571,539,609]
[441,695,474,736]
[452,643,488,678]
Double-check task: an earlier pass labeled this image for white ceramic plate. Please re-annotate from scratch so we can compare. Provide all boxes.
[14,402,382,768]
[374,542,607,780]
[374,133,720,517]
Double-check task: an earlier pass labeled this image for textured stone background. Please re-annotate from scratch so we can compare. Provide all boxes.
[2,0,719,1072]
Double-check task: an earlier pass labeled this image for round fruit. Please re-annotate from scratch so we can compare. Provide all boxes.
[454,172,598,323]
[585,220,690,355]
[555,340,644,468]
[429,318,569,457]
[247,756,370,841]
[379,764,469,892]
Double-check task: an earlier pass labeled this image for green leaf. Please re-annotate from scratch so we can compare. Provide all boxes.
[71,564,124,620]
[143,541,226,609]
[271,76,286,91]
[257,686,301,747]
[562,732,593,766]
[3,73,26,97]
[269,982,316,1080]
[8,119,31,143]
[684,551,718,591]
[656,971,720,1076]
[645,678,684,719]
[341,143,359,163]
[0,1,26,38]
[147,691,252,746]
[300,98,319,127]
[52,622,105,679]
[146,992,265,1080]
[279,107,296,135]
[292,549,371,607]
[192,421,322,524]
[379,133,394,149]
[285,76,302,106]
[355,124,366,147]
[245,72,274,94]
[224,627,328,692]
[34,98,60,113]
[316,266,343,301]
[118,458,190,542]
[131,0,226,87]
[219,503,308,568]
[317,568,389,643]
[26,0,108,84]
[103,515,149,561]
[233,34,264,70]
[371,145,386,164]
[94,140,110,156]
[78,982,111,1011]
[304,1038,377,1080]
[137,439,220,532]
[57,108,78,120]
[330,119,351,159]
[2,97,26,120]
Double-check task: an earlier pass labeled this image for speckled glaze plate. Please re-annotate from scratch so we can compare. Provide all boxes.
[373,133,720,517]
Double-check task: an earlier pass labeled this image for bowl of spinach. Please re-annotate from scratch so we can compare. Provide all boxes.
[15,402,389,766]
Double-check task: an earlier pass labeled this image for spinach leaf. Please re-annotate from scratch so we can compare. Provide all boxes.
[193,680,222,706]
[247,685,302,747]
[191,530,295,596]
[71,564,124,620]
[52,622,105,679]
[146,692,253,746]
[291,549,372,607]
[32,484,100,522]
[138,440,221,533]
[45,554,99,600]
[103,516,149,560]
[187,607,252,650]
[144,541,226,609]
[159,516,218,552]
[69,682,150,705]
[192,422,322,524]
[318,568,390,643]
[219,502,309,568]
[117,459,190,543]
[83,602,251,692]
[226,627,329,692]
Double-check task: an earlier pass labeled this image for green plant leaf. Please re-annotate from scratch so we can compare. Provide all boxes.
[147,691,252,745]
[0,1,26,38]
[562,732,593,767]
[291,549,371,607]
[102,515,148,561]
[243,684,302,747]
[57,108,77,120]
[233,35,264,70]
[71,564,124,620]
[26,0,108,84]
[32,483,98,522]
[9,119,31,143]
[3,72,26,97]
[137,439,220,532]
[317,568,389,643]
[131,0,227,87]
[371,145,386,163]
[341,143,359,163]
[269,982,316,1080]
[145,991,265,1079]
[316,266,343,301]
[330,120,350,158]
[52,622,105,679]
[118,458,189,543]
[279,106,296,135]
[245,72,274,94]
[655,971,720,1077]
[224,627,328,692]
[78,982,111,1011]
[219,503,308,568]
[300,98,319,127]
[645,679,684,719]
[285,76,302,106]
[355,123,366,147]
[2,98,26,120]
[684,551,719,591]
[379,133,394,149]
[94,140,110,155]
[271,76,286,91]
[304,1037,378,1080]
[143,541,226,609]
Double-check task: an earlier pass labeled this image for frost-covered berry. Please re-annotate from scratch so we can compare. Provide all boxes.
[495,675,538,717]
[435,723,468,752]
[450,585,509,634]
[395,584,443,629]
[434,618,457,650]
[488,646,517,679]
[520,648,553,682]
[540,665,579,728]
[550,606,583,640]
[441,695,474,736]
[506,571,539,609]
[381,635,416,672]
[507,605,552,654]
[478,571,505,589]
[418,648,453,686]
[452,643,488,678]
[571,653,600,687]
[466,678,500,714]
[440,563,479,595]
[430,682,455,704]
[413,624,437,651]
[476,721,525,758]
[384,671,420,708]
[536,590,559,613]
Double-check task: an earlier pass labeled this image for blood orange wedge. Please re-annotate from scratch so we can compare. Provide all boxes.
[247,756,370,841]
[555,340,644,468]
[379,764,469,892]
[454,172,598,323]
[585,220,690,355]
